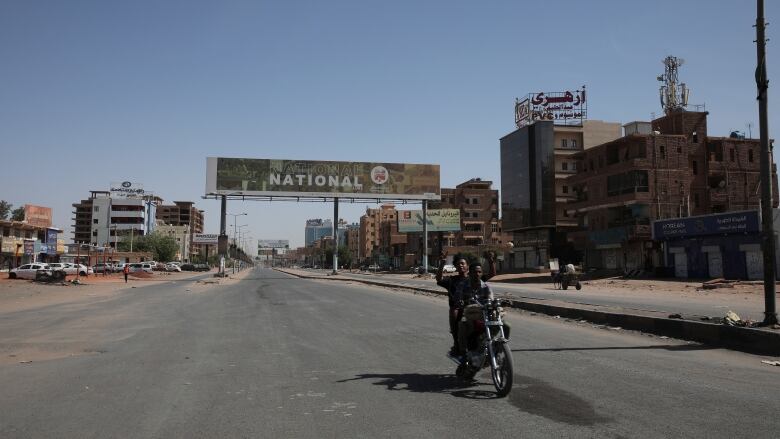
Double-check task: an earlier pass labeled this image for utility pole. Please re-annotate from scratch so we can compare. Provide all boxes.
[756,0,778,325]
[333,199,339,275]
[422,200,428,274]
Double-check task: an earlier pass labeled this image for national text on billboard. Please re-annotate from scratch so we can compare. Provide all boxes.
[206,158,440,200]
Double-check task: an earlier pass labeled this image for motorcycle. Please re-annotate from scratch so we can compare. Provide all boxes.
[451,298,514,397]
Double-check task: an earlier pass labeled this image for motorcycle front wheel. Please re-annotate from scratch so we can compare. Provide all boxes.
[490,341,514,397]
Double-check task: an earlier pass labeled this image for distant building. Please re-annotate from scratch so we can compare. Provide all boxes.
[73,191,161,248]
[305,219,332,246]
[429,178,501,248]
[156,201,205,260]
[358,204,401,267]
[156,223,191,262]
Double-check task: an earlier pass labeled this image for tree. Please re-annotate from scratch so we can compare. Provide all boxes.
[0,200,11,220]
[324,245,352,269]
[10,206,25,221]
[116,231,179,261]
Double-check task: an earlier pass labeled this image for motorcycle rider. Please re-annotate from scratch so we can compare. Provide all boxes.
[436,251,496,357]
[457,262,511,357]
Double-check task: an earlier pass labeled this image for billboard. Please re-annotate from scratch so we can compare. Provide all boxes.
[515,87,587,128]
[193,233,219,244]
[206,158,440,200]
[24,205,52,228]
[257,240,289,249]
[110,181,146,198]
[397,209,461,233]
[652,210,760,240]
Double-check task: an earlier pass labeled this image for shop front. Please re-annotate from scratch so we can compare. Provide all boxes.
[653,210,762,280]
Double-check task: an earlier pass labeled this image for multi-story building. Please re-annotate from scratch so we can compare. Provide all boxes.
[305,219,332,246]
[156,201,205,259]
[345,223,360,261]
[156,223,191,262]
[0,220,63,267]
[358,204,399,266]
[429,178,501,248]
[566,110,778,273]
[500,119,621,269]
[72,191,160,247]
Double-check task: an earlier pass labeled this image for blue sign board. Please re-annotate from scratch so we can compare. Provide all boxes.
[46,229,58,255]
[652,210,760,240]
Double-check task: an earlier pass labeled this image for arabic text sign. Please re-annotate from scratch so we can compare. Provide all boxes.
[652,210,760,240]
[206,158,440,200]
[516,88,587,128]
[257,240,289,249]
[397,209,461,233]
[110,181,145,198]
[193,233,219,244]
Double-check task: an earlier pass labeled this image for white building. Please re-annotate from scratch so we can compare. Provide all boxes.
[156,223,191,262]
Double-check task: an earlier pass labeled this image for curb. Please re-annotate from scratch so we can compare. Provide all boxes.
[275,268,780,356]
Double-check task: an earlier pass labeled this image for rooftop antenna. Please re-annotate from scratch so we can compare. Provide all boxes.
[657,55,689,114]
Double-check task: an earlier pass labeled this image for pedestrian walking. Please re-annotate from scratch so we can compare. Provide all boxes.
[123,264,129,283]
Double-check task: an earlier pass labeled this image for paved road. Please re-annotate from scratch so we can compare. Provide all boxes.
[1,268,778,438]
[314,270,771,321]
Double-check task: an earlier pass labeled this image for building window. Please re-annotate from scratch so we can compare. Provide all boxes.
[472,198,479,205]
[660,145,666,159]
[692,161,698,175]
[93,219,99,224]
[562,162,568,171]
[694,193,700,208]
[589,159,594,171]
[561,139,568,148]
[491,223,498,232]
[749,149,754,162]
[562,185,569,194]
[94,206,99,212]
[571,139,577,148]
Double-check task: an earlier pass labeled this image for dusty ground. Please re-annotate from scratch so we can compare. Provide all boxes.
[0,268,255,365]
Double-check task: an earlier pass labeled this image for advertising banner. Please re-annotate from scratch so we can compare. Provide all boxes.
[110,181,146,198]
[193,233,219,244]
[397,209,461,233]
[515,87,588,128]
[257,240,290,249]
[24,205,53,228]
[1,238,18,253]
[206,157,440,200]
[652,210,760,240]
[24,240,35,255]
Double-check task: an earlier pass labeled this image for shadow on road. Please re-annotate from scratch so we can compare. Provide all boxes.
[337,373,478,394]
[512,343,713,353]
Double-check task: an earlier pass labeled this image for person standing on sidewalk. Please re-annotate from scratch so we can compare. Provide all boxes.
[436,251,496,357]
[123,264,129,283]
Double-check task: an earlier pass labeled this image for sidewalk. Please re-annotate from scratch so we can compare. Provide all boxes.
[275,268,780,356]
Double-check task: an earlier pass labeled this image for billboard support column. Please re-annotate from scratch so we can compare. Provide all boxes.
[332,198,339,275]
[219,195,227,276]
[422,201,428,274]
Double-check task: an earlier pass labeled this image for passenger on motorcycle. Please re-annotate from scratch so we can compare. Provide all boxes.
[457,262,511,358]
[436,253,496,357]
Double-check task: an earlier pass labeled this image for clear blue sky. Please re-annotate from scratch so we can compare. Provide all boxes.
[1,0,777,249]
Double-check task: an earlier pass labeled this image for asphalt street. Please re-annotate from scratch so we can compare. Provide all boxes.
[0,268,778,438]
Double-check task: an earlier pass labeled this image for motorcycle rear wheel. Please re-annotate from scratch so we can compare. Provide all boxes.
[490,341,514,397]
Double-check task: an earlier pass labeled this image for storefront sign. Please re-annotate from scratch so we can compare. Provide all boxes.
[24,240,35,255]
[206,157,440,200]
[515,87,588,128]
[652,210,760,240]
[397,209,461,233]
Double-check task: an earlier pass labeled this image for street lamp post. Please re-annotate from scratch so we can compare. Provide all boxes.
[227,213,247,275]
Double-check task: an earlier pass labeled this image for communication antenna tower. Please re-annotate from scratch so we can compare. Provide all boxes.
[657,56,690,114]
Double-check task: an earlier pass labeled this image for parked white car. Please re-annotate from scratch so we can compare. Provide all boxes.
[165,263,182,272]
[63,263,93,276]
[442,264,457,273]
[9,263,52,280]
[128,262,154,273]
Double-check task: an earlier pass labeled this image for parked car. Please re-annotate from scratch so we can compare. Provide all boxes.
[128,262,154,273]
[193,264,211,272]
[47,263,69,272]
[442,264,457,273]
[93,263,115,274]
[114,263,126,272]
[165,263,182,272]
[367,264,380,271]
[8,263,52,279]
[58,263,93,276]
[180,263,196,271]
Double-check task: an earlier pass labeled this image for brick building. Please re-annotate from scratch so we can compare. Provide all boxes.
[358,204,403,267]
[566,110,778,273]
